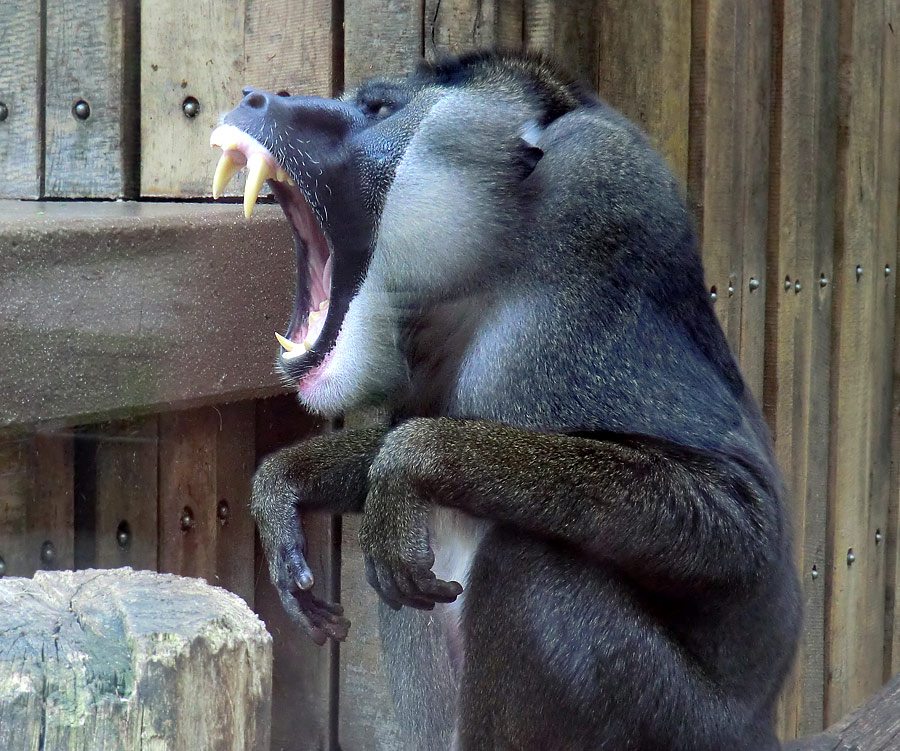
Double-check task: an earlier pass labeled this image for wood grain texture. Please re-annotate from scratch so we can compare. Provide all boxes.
[74,417,159,572]
[687,0,771,401]
[254,395,336,751]
[0,568,272,751]
[425,0,524,58]
[141,0,244,196]
[44,0,139,197]
[825,0,900,725]
[597,0,691,182]
[766,0,838,739]
[524,0,599,89]
[0,0,42,198]
[0,430,74,578]
[345,0,424,87]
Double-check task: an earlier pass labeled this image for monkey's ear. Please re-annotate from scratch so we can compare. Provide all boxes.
[517,120,544,178]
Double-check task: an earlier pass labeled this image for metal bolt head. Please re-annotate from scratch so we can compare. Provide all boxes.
[0,556,5,576]
[182,96,200,118]
[710,287,717,302]
[876,530,883,545]
[40,540,56,564]
[846,549,855,565]
[217,500,230,525]
[886,265,892,277]
[116,520,131,550]
[811,565,818,580]
[794,280,802,293]
[784,277,791,291]
[0,102,8,122]
[748,278,760,292]
[73,100,90,120]
[180,506,195,532]
[727,283,734,297]
[855,265,863,280]
[819,274,828,288]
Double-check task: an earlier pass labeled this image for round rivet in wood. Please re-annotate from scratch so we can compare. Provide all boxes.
[846,548,855,566]
[819,274,828,288]
[710,286,717,302]
[180,506,195,532]
[876,530,883,545]
[886,265,892,277]
[784,277,791,291]
[811,565,818,580]
[217,500,230,525]
[0,556,5,576]
[0,102,8,122]
[40,540,56,564]
[856,265,863,280]
[182,96,200,118]
[794,280,802,293]
[72,100,90,120]
[748,278,760,292]
[116,520,131,550]
[727,283,734,297]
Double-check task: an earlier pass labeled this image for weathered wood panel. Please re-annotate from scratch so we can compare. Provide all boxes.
[0,0,42,198]
[345,0,424,87]
[44,0,139,197]
[74,417,159,571]
[766,0,838,739]
[255,395,336,751]
[524,0,599,89]
[597,0,691,182]
[687,0,771,400]
[825,0,900,725]
[425,0,524,58]
[0,431,74,578]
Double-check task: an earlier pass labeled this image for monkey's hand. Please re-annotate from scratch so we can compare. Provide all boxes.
[358,447,463,610]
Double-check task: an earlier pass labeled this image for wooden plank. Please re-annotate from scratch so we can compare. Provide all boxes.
[344,0,424,87]
[524,0,599,89]
[687,0,771,400]
[214,401,256,605]
[825,0,899,725]
[425,0,524,58]
[141,0,244,196]
[158,408,219,580]
[766,0,838,739]
[0,0,42,198]
[0,430,74,577]
[44,0,139,198]
[74,417,159,571]
[337,408,406,751]
[596,0,691,182]
[254,394,335,751]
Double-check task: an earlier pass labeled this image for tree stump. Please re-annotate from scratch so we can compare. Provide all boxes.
[0,567,272,751]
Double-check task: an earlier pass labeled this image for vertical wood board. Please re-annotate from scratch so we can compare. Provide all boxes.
[0,0,42,198]
[344,0,424,87]
[425,0,525,58]
[524,0,599,89]
[44,0,139,197]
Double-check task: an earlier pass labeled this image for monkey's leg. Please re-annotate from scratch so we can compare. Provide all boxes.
[251,425,387,643]
[458,529,780,751]
[359,417,779,607]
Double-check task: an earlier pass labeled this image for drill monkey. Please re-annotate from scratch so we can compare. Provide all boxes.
[211,52,801,751]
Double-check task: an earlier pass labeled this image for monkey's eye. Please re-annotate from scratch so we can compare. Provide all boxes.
[360,100,395,120]
[375,104,393,119]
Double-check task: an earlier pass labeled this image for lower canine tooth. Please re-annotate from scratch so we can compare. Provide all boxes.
[244,153,272,218]
[213,151,244,199]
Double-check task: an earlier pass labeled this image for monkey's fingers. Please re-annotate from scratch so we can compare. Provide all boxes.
[365,557,434,610]
[408,571,463,606]
[278,587,351,645]
[286,547,315,591]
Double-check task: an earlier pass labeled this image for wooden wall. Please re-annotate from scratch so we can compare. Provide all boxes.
[1,0,899,748]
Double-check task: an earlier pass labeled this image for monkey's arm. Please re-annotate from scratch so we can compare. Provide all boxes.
[360,417,780,610]
[251,425,388,643]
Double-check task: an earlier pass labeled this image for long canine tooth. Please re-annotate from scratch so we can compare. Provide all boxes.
[213,151,244,199]
[244,153,272,218]
[275,332,296,351]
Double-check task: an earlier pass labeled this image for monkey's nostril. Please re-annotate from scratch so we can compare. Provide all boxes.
[245,92,267,109]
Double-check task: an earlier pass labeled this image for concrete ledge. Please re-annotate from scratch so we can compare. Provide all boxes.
[1,200,296,426]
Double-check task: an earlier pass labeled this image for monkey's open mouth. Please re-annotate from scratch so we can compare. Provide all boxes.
[210,124,334,365]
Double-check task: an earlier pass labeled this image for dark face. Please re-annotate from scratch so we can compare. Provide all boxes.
[211,79,422,385]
